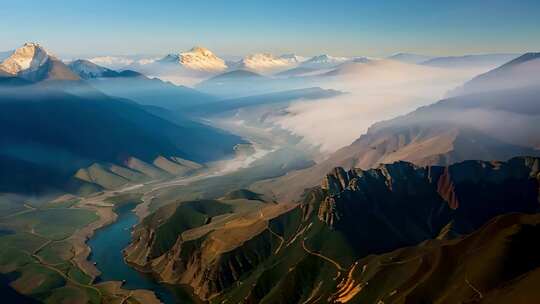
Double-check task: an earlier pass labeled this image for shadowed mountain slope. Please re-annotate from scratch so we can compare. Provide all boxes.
[0,84,240,195]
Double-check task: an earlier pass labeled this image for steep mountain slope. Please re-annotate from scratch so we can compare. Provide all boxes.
[0,43,79,82]
[452,52,540,95]
[328,212,540,304]
[68,59,143,79]
[0,82,240,195]
[125,157,540,302]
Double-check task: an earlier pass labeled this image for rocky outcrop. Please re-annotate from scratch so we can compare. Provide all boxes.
[434,166,459,209]
[317,157,540,234]
[125,157,540,303]
[124,200,294,300]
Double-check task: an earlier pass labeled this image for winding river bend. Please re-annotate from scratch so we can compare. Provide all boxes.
[85,148,279,303]
[87,202,179,303]
[84,122,310,303]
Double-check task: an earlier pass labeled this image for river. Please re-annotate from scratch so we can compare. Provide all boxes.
[85,120,311,303]
[87,202,200,304]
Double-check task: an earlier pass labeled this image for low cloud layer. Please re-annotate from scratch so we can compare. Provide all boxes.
[272,60,486,153]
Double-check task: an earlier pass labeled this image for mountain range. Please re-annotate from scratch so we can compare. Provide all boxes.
[0,43,243,196]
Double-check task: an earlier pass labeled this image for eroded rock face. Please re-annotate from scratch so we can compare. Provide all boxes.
[124,202,294,300]
[316,157,540,237]
[125,157,540,303]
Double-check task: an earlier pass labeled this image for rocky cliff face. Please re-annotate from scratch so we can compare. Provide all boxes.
[317,157,540,236]
[126,157,540,302]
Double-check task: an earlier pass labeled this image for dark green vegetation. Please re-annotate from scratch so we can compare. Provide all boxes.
[144,200,235,258]
[128,157,540,303]
[0,202,100,303]
[222,189,267,202]
[7,208,98,240]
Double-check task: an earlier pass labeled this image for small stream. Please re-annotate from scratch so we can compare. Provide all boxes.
[87,202,200,304]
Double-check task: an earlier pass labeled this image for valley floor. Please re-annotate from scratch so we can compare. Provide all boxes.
[0,116,315,303]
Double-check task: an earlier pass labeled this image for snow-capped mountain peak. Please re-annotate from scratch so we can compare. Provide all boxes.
[299,54,351,69]
[306,54,348,63]
[235,53,293,73]
[68,59,111,78]
[158,46,227,72]
[0,42,50,75]
[279,53,307,64]
[0,42,80,82]
[184,46,215,58]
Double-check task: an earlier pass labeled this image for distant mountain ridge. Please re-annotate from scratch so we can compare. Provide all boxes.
[421,53,519,69]
[451,52,540,95]
[67,59,217,111]
[68,59,142,79]
[0,43,243,195]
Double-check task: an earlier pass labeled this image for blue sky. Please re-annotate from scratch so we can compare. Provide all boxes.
[1,0,539,57]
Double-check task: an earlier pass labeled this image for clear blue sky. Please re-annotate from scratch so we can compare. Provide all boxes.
[1,0,539,57]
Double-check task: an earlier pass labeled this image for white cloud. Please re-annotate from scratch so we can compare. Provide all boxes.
[272,60,485,153]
